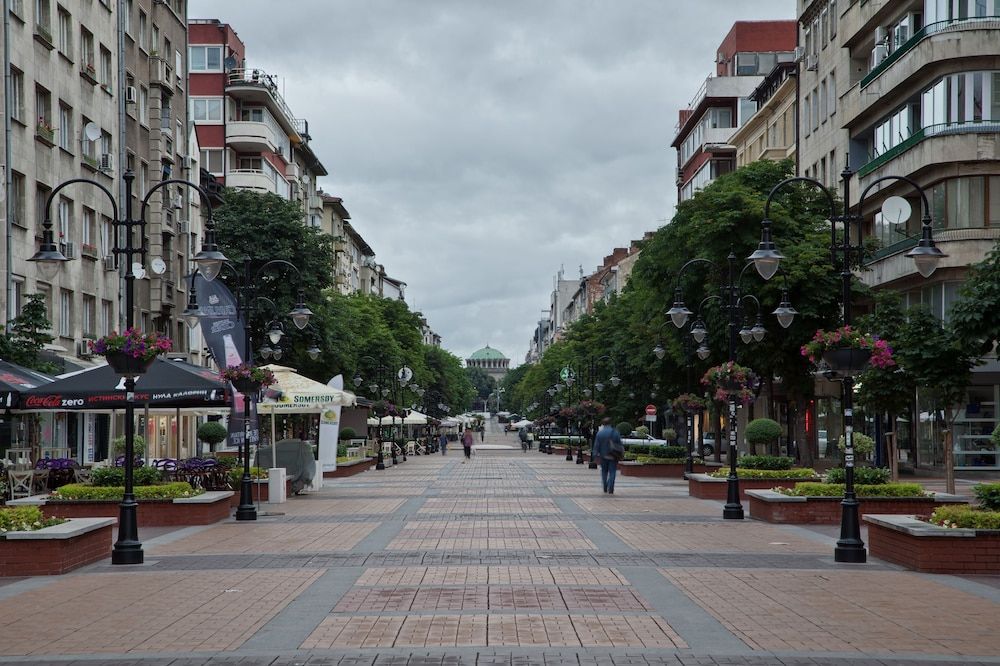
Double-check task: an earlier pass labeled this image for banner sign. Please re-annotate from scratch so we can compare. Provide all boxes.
[192,273,258,449]
[317,375,344,474]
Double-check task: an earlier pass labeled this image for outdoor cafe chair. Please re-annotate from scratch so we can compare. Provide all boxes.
[30,469,49,494]
[73,468,92,484]
[7,470,33,499]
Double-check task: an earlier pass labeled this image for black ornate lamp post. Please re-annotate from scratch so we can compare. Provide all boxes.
[187,251,313,521]
[667,252,795,520]
[751,164,945,563]
[654,320,707,474]
[585,355,620,469]
[30,171,216,565]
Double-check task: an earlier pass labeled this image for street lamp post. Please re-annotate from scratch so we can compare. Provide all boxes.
[185,258,313,522]
[586,355,620,469]
[751,163,944,563]
[654,320,707,474]
[30,171,216,565]
[667,252,794,520]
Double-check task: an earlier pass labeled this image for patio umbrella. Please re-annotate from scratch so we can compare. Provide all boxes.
[0,360,56,408]
[21,357,229,410]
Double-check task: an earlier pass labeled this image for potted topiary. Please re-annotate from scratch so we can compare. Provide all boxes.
[616,422,632,438]
[838,432,875,463]
[90,327,172,376]
[197,421,227,454]
[220,364,276,395]
[800,325,894,376]
[745,418,782,455]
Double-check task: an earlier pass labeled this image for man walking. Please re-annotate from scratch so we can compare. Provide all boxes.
[592,417,623,494]
[439,431,448,455]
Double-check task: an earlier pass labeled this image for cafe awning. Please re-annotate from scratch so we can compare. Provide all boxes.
[257,364,357,413]
[21,357,229,410]
[0,360,56,408]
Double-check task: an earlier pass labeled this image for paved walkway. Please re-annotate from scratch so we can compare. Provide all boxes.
[1,435,999,665]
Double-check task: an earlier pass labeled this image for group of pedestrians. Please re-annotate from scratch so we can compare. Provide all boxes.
[438,429,475,461]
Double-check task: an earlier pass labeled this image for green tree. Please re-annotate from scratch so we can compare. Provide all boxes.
[0,294,58,373]
[465,366,496,403]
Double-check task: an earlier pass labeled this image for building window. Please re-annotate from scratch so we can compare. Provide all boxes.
[10,172,26,227]
[928,176,1000,229]
[80,27,94,69]
[100,46,112,88]
[138,9,146,50]
[58,103,71,151]
[138,85,148,125]
[188,45,222,71]
[35,182,51,233]
[829,70,837,115]
[804,94,812,136]
[829,0,837,38]
[123,0,132,35]
[59,289,72,337]
[34,0,51,32]
[100,130,112,158]
[35,85,52,130]
[82,295,95,336]
[57,196,71,243]
[199,148,224,174]
[190,97,223,122]
[10,68,24,122]
[82,207,94,247]
[101,216,113,256]
[56,5,71,54]
[101,299,113,336]
[820,80,828,124]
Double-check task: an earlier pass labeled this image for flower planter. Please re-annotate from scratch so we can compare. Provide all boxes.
[821,347,871,376]
[226,479,292,506]
[746,489,967,524]
[105,351,155,376]
[687,472,821,500]
[865,514,1000,574]
[0,517,115,576]
[323,458,375,478]
[231,377,263,394]
[619,461,707,478]
[12,491,234,527]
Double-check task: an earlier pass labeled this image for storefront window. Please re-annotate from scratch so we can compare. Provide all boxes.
[953,385,998,469]
[916,390,945,467]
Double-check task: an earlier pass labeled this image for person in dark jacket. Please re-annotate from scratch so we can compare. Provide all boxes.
[591,417,622,494]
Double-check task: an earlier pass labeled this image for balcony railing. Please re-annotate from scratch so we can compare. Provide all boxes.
[226,67,300,133]
[861,17,1000,89]
[858,120,1000,177]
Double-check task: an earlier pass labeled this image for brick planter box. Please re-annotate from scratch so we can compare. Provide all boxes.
[687,473,821,500]
[747,489,967,524]
[619,461,707,478]
[1,517,115,576]
[22,491,234,527]
[226,480,294,507]
[865,514,1000,574]
[323,458,374,478]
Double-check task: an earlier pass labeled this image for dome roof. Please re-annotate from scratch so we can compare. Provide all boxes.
[468,345,508,361]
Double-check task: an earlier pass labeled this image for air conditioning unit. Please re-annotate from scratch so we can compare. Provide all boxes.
[171,194,183,209]
[794,45,805,63]
[77,339,95,358]
[871,43,889,68]
[178,220,189,234]
[99,153,113,171]
[102,254,117,271]
[805,54,819,71]
[61,241,77,260]
[181,155,192,169]
[125,86,137,104]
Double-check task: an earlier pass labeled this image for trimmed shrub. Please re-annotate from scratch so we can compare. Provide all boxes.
[111,434,146,456]
[635,455,687,464]
[781,482,926,498]
[837,432,875,456]
[227,467,268,485]
[973,482,1000,511]
[635,426,649,438]
[826,466,890,485]
[0,506,64,532]
[197,421,227,448]
[738,455,793,470]
[711,467,817,479]
[616,422,632,437]
[930,505,1000,530]
[745,418,782,449]
[662,428,677,441]
[51,482,200,501]
[339,427,357,441]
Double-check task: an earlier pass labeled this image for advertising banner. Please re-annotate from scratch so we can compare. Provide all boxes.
[317,375,344,474]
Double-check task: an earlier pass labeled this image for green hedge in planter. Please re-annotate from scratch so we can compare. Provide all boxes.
[738,455,793,470]
[51,482,201,501]
[91,465,163,487]
[930,505,1000,529]
[973,482,1000,510]
[0,506,65,532]
[227,467,267,484]
[635,455,687,464]
[825,467,890,485]
[710,467,817,479]
[780,482,926,498]
[626,444,686,458]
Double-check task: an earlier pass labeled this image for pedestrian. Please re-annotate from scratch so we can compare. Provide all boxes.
[479,426,484,442]
[518,426,529,452]
[439,431,448,456]
[462,428,474,462]
[592,417,624,494]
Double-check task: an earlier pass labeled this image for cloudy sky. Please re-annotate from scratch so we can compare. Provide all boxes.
[190,0,793,365]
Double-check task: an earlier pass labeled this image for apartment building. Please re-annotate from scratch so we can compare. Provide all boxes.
[798,0,1000,471]
[186,19,326,209]
[732,60,798,168]
[671,21,797,202]
[2,0,121,364]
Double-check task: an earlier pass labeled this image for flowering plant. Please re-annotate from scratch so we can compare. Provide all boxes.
[219,364,276,388]
[701,361,756,404]
[85,62,96,72]
[800,325,895,369]
[36,116,54,133]
[90,328,172,361]
[372,400,399,416]
[672,393,707,413]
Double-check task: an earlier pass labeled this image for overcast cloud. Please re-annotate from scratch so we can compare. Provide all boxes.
[190,0,794,365]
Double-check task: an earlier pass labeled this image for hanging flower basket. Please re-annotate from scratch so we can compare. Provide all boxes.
[701,362,756,405]
[672,393,707,414]
[801,325,894,377]
[91,328,172,376]
[220,364,276,395]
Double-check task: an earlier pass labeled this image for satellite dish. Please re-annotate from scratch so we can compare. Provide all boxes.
[150,257,167,275]
[881,196,912,225]
[83,122,101,142]
[223,55,237,72]
[131,262,146,280]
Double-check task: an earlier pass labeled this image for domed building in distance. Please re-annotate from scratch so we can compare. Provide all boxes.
[466,345,510,382]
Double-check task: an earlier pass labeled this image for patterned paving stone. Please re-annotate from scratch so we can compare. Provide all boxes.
[604,521,829,554]
[148,522,378,555]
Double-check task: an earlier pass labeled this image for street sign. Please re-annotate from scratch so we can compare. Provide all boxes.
[645,404,657,416]
[644,415,657,422]
[560,367,573,381]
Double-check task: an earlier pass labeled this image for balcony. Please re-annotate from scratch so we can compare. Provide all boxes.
[226,169,277,194]
[857,121,1000,179]
[307,195,323,212]
[225,67,302,139]
[149,56,173,91]
[285,162,301,180]
[225,120,280,154]
[862,228,1000,289]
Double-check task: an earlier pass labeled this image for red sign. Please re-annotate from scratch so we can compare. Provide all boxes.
[645,404,657,416]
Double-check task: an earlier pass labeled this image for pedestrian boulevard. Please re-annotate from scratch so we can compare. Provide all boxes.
[0,437,999,665]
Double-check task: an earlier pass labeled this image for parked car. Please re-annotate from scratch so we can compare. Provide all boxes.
[700,434,716,457]
[818,429,828,455]
[622,435,668,446]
